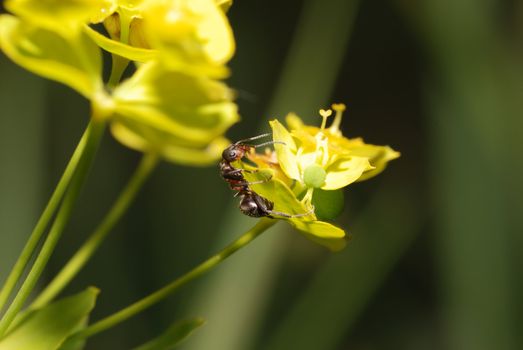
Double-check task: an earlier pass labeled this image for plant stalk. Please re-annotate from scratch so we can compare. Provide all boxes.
[0,119,105,337]
[73,218,276,340]
[0,124,91,315]
[31,153,159,308]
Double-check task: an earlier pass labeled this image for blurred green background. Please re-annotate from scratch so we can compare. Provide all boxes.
[1,0,522,349]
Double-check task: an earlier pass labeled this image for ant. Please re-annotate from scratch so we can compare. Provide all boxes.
[219,133,274,192]
[220,133,314,219]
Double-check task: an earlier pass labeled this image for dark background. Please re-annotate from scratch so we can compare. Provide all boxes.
[1,0,522,349]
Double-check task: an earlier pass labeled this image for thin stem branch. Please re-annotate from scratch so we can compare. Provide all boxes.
[0,123,91,315]
[107,14,131,89]
[31,153,159,309]
[0,120,106,338]
[73,218,277,340]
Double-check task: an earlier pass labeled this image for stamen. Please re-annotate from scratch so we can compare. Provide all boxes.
[319,109,332,131]
[329,103,346,133]
[301,187,315,205]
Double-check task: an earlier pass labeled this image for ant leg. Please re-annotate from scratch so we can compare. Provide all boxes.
[243,179,270,185]
[268,206,315,219]
[241,169,258,174]
[234,174,273,187]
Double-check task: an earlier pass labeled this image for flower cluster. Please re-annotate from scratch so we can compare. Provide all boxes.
[0,0,238,165]
[244,104,399,251]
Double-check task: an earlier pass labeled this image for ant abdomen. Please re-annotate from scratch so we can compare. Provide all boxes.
[239,191,274,217]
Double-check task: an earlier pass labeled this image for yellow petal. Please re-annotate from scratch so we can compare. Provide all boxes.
[0,15,102,98]
[269,119,301,182]
[322,156,372,190]
[6,0,113,35]
[215,0,233,12]
[289,220,347,251]
[350,144,400,181]
[143,0,234,77]
[113,61,238,144]
[111,122,230,166]
[285,112,304,130]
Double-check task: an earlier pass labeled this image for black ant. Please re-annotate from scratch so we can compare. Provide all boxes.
[220,133,314,219]
[219,133,274,192]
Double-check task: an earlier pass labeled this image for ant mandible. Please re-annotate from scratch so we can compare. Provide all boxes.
[219,133,314,219]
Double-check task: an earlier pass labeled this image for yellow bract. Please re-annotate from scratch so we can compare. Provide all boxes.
[0,15,103,99]
[111,61,239,164]
[243,171,348,251]
[143,0,234,77]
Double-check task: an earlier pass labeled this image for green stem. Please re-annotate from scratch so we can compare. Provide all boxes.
[0,123,91,315]
[73,218,277,340]
[31,153,159,309]
[0,120,105,338]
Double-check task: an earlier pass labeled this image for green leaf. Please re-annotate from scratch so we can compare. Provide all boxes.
[133,318,205,350]
[84,25,157,62]
[0,288,99,350]
[0,15,102,98]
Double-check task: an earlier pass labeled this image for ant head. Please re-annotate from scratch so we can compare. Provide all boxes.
[222,144,247,162]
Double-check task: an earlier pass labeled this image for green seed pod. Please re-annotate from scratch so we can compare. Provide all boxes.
[312,188,344,220]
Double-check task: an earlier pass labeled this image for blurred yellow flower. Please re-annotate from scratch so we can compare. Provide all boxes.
[110,61,239,164]
[0,0,239,166]
[86,0,234,77]
[142,0,234,77]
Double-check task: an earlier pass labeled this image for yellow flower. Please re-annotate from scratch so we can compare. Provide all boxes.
[271,104,399,202]
[240,104,399,251]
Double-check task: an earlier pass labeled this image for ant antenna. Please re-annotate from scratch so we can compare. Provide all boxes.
[234,132,271,145]
[269,205,315,219]
[254,140,286,148]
